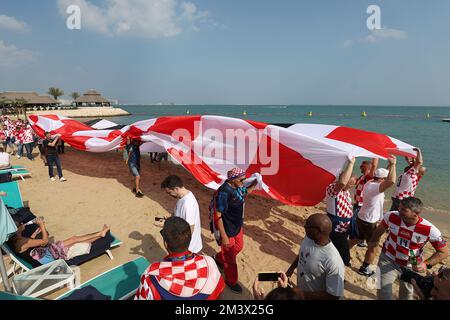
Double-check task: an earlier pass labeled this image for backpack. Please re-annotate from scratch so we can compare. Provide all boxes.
[208,190,222,246]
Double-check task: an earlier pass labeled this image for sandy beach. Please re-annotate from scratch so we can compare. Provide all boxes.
[5,148,449,300]
[29,107,129,118]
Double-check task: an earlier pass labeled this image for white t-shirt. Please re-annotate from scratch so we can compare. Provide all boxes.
[358,181,385,223]
[0,152,10,169]
[297,236,345,298]
[174,191,202,253]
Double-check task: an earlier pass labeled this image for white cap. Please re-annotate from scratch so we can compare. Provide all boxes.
[374,168,389,178]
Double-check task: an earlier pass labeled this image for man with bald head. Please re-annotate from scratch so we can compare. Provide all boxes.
[325,157,356,266]
[296,213,345,299]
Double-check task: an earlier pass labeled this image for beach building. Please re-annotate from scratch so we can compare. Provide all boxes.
[75,89,111,107]
[0,91,58,108]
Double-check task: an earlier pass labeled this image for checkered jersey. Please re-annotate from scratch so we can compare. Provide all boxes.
[22,127,34,144]
[393,167,419,200]
[16,129,25,143]
[354,174,370,206]
[326,183,353,233]
[135,253,224,300]
[381,211,447,267]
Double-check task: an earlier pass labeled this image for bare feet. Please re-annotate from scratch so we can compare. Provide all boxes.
[100,224,110,237]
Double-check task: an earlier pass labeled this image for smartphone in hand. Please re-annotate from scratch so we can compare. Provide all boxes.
[258,272,281,282]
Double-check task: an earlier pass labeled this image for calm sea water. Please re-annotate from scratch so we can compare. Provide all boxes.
[106,105,450,213]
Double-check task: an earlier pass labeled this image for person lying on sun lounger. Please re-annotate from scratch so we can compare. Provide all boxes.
[9,217,111,265]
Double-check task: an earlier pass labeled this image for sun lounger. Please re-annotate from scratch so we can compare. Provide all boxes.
[0,181,23,209]
[0,166,31,181]
[1,231,123,275]
[56,257,150,300]
[0,257,150,300]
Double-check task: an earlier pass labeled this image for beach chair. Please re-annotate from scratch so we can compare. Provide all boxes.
[0,181,23,209]
[56,256,150,300]
[0,257,150,300]
[1,231,123,276]
[0,166,31,181]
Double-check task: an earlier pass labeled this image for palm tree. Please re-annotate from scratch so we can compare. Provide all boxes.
[48,87,64,101]
[70,92,80,100]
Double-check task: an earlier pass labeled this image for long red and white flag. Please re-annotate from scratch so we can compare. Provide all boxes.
[28,114,416,206]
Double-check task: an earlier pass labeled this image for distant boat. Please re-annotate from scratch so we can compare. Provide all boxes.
[426,113,430,119]
[443,119,450,123]
[243,110,247,116]
[307,111,313,117]
[361,111,367,117]
[186,109,190,115]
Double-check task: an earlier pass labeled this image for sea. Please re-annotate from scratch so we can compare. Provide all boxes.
[105,105,450,216]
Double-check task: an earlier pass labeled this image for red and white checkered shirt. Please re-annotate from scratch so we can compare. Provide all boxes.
[354,174,371,206]
[326,183,353,233]
[22,126,34,144]
[135,252,225,300]
[393,167,419,200]
[382,211,447,267]
[15,129,25,143]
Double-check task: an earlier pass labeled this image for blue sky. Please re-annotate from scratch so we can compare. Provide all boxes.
[1,0,450,105]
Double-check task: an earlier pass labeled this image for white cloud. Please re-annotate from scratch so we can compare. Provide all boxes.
[342,27,407,49]
[0,40,36,68]
[0,15,30,33]
[363,27,407,43]
[57,0,211,38]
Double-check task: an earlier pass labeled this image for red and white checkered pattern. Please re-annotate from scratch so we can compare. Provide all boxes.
[393,167,420,200]
[135,254,224,300]
[15,129,24,144]
[28,114,417,206]
[227,167,246,180]
[354,174,370,205]
[326,183,353,233]
[382,211,447,267]
[22,126,34,144]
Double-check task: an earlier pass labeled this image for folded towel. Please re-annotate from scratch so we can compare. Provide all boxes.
[66,242,92,260]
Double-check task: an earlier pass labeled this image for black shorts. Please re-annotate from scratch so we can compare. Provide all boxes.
[356,217,378,242]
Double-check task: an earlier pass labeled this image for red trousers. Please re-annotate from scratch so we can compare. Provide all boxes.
[215,228,244,286]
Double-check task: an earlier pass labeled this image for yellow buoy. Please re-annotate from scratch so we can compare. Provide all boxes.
[426,113,430,119]
[361,111,367,117]
[243,110,247,116]
[307,111,313,117]
[186,109,190,115]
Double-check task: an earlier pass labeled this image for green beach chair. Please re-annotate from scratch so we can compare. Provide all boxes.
[56,257,150,300]
[0,181,23,209]
[1,232,123,276]
[0,257,150,300]
[0,290,41,300]
[0,166,31,181]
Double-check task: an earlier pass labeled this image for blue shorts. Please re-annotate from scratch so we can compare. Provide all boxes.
[128,163,140,177]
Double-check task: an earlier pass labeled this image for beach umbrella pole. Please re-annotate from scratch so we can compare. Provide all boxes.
[0,249,12,292]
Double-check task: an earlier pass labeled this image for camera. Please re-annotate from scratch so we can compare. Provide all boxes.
[400,267,434,299]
